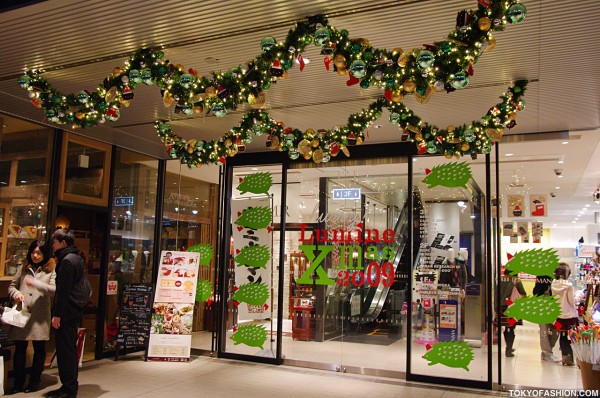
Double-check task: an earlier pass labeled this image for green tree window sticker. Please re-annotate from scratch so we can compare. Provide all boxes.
[237,172,273,195]
[187,243,214,267]
[234,244,270,268]
[423,341,474,371]
[232,282,269,307]
[422,162,472,189]
[196,279,212,302]
[234,206,272,230]
[504,295,561,324]
[230,324,267,349]
[505,248,560,277]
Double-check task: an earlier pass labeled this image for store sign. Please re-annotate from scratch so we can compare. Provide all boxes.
[332,188,361,200]
[114,196,134,206]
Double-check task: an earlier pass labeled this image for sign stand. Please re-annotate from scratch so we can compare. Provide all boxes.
[114,283,153,361]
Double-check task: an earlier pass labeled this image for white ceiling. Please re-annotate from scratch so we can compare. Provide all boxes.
[1,0,599,231]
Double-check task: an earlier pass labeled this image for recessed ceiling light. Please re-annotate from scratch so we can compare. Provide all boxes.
[562,141,569,145]
[572,220,577,223]
[557,160,564,164]
[586,204,591,207]
[505,153,514,157]
[558,175,564,178]
[555,186,560,190]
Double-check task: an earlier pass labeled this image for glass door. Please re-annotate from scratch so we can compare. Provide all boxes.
[408,155,490,387]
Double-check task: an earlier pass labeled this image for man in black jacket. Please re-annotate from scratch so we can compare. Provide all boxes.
[47,229,84,398]
[533,274,560,362]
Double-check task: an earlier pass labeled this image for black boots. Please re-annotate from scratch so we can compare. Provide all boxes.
[504,329,515,357]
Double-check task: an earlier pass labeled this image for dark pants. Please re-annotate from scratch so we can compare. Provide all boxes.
[55,318,81,395]
[559,331,573,357]
[13,340,46,387]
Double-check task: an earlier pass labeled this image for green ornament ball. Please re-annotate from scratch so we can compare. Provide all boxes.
[282,59,292,69]
[440,42,452,53]
[364,52,373,61]
[252,125,264,136]
[159,124,172,134]
[289,149,300,160]
[463,129,476,142]
[304,36,312,44]
[450,71,469,89]
[179,73,195,89]
[514,98,526,111]
[351,44,362,54]
[506,3,526,24]
[77,90,90,103]
[416,50,435,69]
[128,69,142,84]
[18,75,31,89]
[212,102,227,118]
[360,80,370,89]
[141,69,153,85]
[182,106,194,116]
[155,50,164,59]
[349,60,367,79]
[481,142,492,154]
[389,112,401,125]
[263,81,271,90]
[426,141,438,154]
[243,135,253,144]
[313,27,331,46]
[261,36,276,52]
[340,29,349,37]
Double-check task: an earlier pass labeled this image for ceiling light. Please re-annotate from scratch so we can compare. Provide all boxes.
[586,204,591,207]
[557,160,564,164]
[572,221,577,223]
[192,210,198,215]
[251,167,258,171]
[555,186,560,190]
[505,153,514,157]
[562,141,569,145]
[457,201,465,207]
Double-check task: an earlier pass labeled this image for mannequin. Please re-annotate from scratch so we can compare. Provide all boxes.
[440,248,467,292]
[551,262,578,366]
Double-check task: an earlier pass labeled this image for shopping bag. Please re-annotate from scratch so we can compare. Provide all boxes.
[0,305,30,328]
[50,328,86,368]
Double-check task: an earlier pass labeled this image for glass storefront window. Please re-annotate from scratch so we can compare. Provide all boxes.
[104,148,159,352]
[0,120,52,277]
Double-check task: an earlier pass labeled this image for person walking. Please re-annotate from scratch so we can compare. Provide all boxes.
[47,229,85,398]
[7,240,56,394]
[499,268,526,357]
[533,274,560,362]
[551,262,578,366]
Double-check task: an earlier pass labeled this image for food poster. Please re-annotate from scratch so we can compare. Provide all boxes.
[530,194,547,217]
[502,222,514,237]
[531,222,543,244]
[507,195,524,218]
[413,270,439,301]
[517,222,529,243]
[231,197,272,322]
[148,250,199,361]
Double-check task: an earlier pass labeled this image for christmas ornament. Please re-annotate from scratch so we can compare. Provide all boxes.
[416,50,435,69]
[129,69,141,84]
[477,17,492,31]
[333,54,346,68]
[403,80,416,93]
[389,113,401,125]
[140,69,153,85]
[179,73,195,88]
[449,71,469,89]
[314,27,331,46]
[270,60,284,77]
[463,129,476,142]
[349,60,367,79]
[248,91,266,109]
[261,36,277,52]
[122,86,134,100]
[506,3,527,24]
[77,90,90,103]
[17,75,31,89]
[415,86,434,104]
[212,102,227,118]
[106,106,120,121]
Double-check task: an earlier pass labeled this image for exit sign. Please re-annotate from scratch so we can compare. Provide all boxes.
[332,188,361,200]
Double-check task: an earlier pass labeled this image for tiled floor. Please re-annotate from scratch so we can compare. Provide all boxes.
[13,355,508,398]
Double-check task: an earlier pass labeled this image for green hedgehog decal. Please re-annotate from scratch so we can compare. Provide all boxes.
[232,282,269,306]
[237,172,272,195]
[230,324,267,349]
[235,244,270,268]
[187,243,213,267]
[505,249,560,277]
[235,206,272,230]
[196,279,212,302]
[504,295,561,325]
[423,341,474,371]
[422,162,472,189]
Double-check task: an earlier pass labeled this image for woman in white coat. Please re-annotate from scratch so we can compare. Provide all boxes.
[551,262,578,366]
[7,240,56,394]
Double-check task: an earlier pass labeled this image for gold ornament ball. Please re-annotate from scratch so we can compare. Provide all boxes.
[337,67,348,76]
[445,152,454,159]
[415,132,424,142]
[507,112,516,121]
[112,67,122,77]
[485,36,497,52]
[397,53,409,67]
[311,139,320,148]
[402,80,416,93]
[225,139,233,147]
[75,112,85,120]
[356,137,363,145]
[279,71,288,80]
[174,64,185,72]
[205,86,217,97]
[333,54,347,68]
[193,105,204,114]
[305,128,316,136]
[447,125,456,133]
[461,142,470,151]
[391,91,404,103]
[478,17,492,31]
[392,47,404,58]
[276,121,285,127]
[303,153,312,160]
[312,149,324,163]
[454,152,461,159]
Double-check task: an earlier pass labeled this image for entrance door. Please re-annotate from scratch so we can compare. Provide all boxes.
[54,205,107,361]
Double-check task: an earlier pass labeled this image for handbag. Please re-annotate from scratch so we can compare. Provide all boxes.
[1,304,31,328]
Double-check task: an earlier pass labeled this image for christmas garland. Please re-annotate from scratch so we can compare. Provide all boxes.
[17,1,527,162]
[157,80,527,167]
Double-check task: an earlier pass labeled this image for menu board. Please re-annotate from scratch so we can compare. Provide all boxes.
[116,283,153,348]
[148,250,200,362]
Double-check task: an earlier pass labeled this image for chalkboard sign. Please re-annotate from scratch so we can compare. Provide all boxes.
[116,283,153,348]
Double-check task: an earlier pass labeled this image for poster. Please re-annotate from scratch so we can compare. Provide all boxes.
[517,222,529,243]
[148,250,199,361]
[231,197,272,321]
[502,222,513,237]
[531,222,543,244]
[117,283,153,348]
[413,270,439,301]
[507,195,525,218]
[530,194,547,217]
